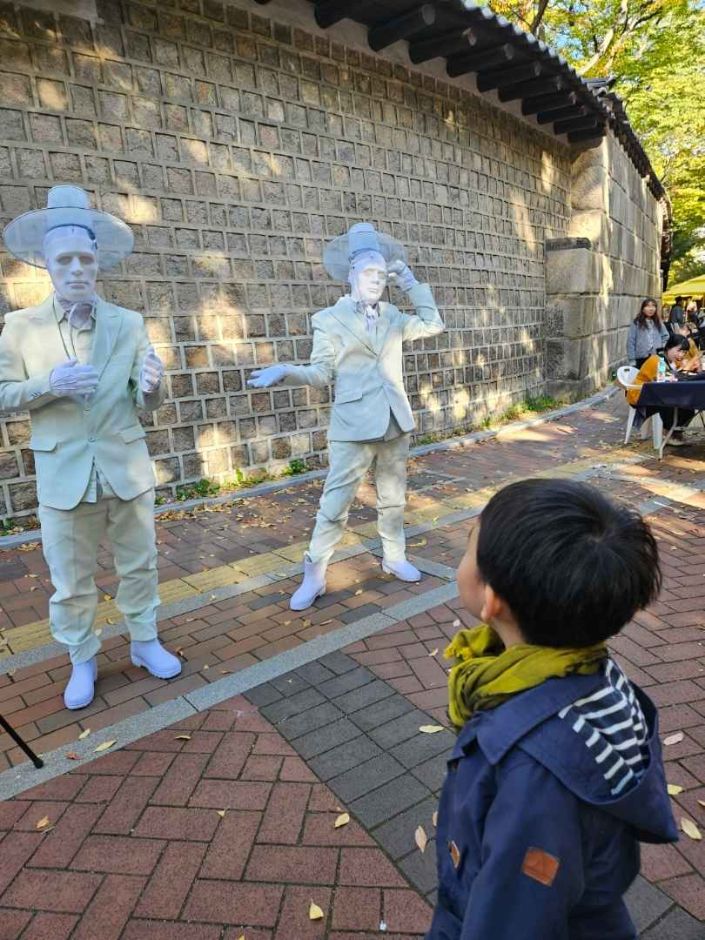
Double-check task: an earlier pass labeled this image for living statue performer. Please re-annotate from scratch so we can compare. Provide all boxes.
[248,223,445,610]
[0,186,181,709]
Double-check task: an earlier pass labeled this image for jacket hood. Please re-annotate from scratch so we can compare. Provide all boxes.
[454,662,678,845]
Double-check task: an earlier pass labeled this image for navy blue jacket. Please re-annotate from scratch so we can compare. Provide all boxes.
[427,667,678,940]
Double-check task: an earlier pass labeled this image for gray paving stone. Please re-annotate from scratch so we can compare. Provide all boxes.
[294,718,363,760]
[308,735,383,782]
[626,876,674,933]
[640,907,701,939]
[328,753,406,803]
[244,683,282,707]
[368,709,430,749]
[351,693,414,733]
[274,701,344,740]
[270,671,310,697]
[318,650,358,675]
[318,665,374,700]
[398,844,439,895]
[341,603,380,623]
[391,729,453,770]
[350,774,430,829]
[412,754,449,793]
[260,687,325,724]
[373,796,439,860]
[295,661,336,685]
[334,679,396,715]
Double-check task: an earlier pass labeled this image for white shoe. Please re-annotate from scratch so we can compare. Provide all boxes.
[382,558,422,582]
[131,639,182,679]
[64,657,97,710]
[290,554,327,611]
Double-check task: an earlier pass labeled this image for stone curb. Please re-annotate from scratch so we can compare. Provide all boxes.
[0,385,618,550]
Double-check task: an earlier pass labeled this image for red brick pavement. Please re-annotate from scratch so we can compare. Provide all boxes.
[0,696,431,939]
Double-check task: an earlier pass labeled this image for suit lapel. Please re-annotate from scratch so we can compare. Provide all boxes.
[91,298,123,380]
[328,297,377,356]
[374,303,392,355]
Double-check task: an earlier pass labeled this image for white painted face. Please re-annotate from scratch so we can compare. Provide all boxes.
[350,256,387,306]
[44,227,98,304]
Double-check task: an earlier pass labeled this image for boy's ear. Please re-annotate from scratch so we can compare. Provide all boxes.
[480,583,503,623]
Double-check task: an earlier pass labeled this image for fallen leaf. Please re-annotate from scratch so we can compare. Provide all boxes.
[309,900,324,921]
[35,816,50,830]
[175,735,191,741]
[681,818,702,840]
[667,784,684,795]
[419,725,445,734]
[429,648,439,657]
[409,538,427,548]
[216,810,227,818]
[65,752,80,761]
[334,812,350,829]
[415,825,428,853]
[354,589,363,596]
[452,618,461,628]
[664,732,684,746]
[78,729,91,740]
[103,594,111,601]
[697,800,705,809]
[432,811,438,828]
[94,740,116,753]
[379,920,388,932]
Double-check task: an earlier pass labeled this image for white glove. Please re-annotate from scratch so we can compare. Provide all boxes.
[50,358,99,398]
[387,260,419,292]
[247,365,289,388]
[139,346,164,394]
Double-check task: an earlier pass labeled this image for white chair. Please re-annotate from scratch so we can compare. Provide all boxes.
[616,365,663,449]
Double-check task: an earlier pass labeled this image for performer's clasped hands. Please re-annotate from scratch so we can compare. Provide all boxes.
[0,196,443,711]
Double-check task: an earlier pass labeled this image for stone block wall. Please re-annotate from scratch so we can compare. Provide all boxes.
[0,0,574,519]
[545,135,664,398]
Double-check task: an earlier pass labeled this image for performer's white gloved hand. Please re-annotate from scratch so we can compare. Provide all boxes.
[139,346,164,393]
[387,260,419,292]
[50,358,99,398]
[248,365,289,388]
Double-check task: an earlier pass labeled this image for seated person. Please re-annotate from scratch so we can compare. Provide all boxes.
[673,324,701,372]
[627,335,695,444]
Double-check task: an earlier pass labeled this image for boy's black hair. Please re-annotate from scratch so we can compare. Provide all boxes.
[476,479,661,647]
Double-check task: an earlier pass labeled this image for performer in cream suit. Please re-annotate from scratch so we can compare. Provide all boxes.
[0,186,181,709]
[249,223,444,610]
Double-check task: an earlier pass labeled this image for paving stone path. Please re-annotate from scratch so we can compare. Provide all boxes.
[1,389,705,938]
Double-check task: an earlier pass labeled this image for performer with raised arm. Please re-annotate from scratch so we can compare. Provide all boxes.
[0,186,181,709]
[249,223,444,610]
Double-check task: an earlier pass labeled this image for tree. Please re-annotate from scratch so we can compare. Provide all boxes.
[487,0,705,282]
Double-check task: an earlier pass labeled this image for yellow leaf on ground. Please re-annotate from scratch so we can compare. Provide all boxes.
[309,901,324,921]
[419,725,445,734]
[103,594,111,601]
[409,538,427,548]
[354,589,363,596]
[94,740,116,753]
[429,648,438,657]
[681,818,702,841]
[432,811,438,828]
[664,732,684,746]
[698,800,705,809]
[452,619,461,628]
[216,810,227,818]
[334,813,350,829]
[175,735,191,741]
[78,729,91,740]
[415,825,428,853]
[667,784,684,795]
[35,816,50,830]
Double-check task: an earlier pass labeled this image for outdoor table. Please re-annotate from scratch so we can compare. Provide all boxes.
[637,379,705,458]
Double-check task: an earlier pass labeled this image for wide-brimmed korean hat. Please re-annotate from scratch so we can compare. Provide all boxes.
[3,185,134,270]
[323,222,407,281]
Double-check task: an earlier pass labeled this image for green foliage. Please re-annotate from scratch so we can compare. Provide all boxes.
[0,517,17,537]
[486,0,705,281]
[282,458,308,476]
[175,478,221,501]
[524,394,559,412]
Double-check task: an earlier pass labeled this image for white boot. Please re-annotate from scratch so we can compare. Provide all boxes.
[64,657,97,710]
[383,557,422,582]
[131,639,182,679]
[290,554,327,611]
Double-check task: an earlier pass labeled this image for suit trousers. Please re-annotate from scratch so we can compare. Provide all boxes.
[308,433,410,566]
[38,489,159,664]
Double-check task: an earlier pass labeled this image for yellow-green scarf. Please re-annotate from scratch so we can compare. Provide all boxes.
[445,624,607,728]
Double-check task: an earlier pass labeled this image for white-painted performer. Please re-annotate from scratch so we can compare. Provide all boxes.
[0,186,181,709]
[249,223,445,610]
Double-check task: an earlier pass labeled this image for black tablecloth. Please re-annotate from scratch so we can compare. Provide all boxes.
[637,380,705,410]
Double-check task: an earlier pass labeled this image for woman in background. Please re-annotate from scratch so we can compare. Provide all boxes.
[627,298,669,369]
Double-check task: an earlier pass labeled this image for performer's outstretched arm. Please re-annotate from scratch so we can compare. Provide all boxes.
[248,315,335,389]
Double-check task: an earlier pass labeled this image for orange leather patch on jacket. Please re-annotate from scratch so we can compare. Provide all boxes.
[522,847,560,887]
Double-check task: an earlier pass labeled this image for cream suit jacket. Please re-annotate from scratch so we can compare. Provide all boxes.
[0,294,166,510]
[283,283,444,442]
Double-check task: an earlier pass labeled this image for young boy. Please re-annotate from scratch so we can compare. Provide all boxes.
[428,478,677,940]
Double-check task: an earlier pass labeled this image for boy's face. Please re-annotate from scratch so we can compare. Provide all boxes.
[457,524,486,620]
